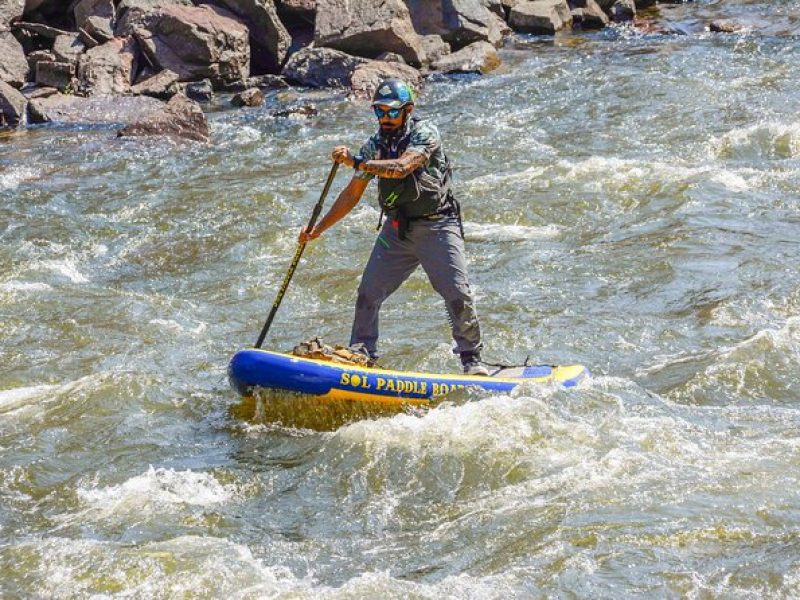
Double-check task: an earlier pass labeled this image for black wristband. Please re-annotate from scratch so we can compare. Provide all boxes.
[353,155,364,171]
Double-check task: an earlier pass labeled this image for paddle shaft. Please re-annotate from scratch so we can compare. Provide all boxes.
[254,162,339,348]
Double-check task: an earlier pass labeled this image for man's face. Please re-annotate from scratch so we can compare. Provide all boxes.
[374,104,410,133]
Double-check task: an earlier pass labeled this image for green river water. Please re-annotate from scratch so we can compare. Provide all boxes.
[3,2,800,597]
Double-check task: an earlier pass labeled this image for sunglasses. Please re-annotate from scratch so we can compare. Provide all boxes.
[374,106,403,119]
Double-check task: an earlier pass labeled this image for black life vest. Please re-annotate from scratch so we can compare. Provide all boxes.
[375,118,453,219]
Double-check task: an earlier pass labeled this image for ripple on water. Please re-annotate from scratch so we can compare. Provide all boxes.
[709,120,800,160]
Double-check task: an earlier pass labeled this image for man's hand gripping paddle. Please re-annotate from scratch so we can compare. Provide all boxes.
[254,162,339,348]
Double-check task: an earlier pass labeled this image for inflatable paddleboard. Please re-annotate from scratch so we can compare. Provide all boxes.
[228,349,589,405]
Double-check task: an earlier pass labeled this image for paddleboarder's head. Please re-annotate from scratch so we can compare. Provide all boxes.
[372,79,415,134]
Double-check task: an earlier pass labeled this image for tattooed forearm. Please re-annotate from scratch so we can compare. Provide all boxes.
[361,151,427,179]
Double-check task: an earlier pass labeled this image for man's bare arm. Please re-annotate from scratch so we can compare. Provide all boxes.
[359,150,427,179]
[299,176,370,242]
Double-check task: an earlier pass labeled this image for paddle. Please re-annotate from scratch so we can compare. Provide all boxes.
[254,161,340,348]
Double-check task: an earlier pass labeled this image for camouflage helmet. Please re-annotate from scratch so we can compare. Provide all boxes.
[371,79,415,109]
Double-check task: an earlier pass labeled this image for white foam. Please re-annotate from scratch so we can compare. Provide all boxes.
[77,467,238,517]
[39,258,89,284]
[0,166,39,190]
[0,384,60,413]
[709,121,800,160]
[555,155,758,193]
[464,222,561,242]
[0,281,52,293]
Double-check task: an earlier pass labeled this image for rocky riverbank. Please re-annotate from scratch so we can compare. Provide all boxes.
[0,0,793,141]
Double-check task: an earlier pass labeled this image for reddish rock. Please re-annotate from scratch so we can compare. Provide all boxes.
[509,0,573,35]
[315,0,430,66]
[231,87,264,107]
[128,4,250,88]
[35,61,75,91]
[77,36,138,96]
[130,68,179,98]
[118,93,209,142]
[349,60,422,98]
[430,40,501,74]
[215,0,291,71]
[0,80,27,128]
[0,31,28,86]
[282,46,368,88]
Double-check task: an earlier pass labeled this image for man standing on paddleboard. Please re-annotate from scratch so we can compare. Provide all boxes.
[299,79,488,376]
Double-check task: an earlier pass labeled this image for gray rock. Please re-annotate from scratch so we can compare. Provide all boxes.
[273,103,317,118]
[315,0,429,66]
[1,0,24,29]
[74,0,115,42]
[74,0,115,26]
[570,0,609,29]
[710,19,743,33]
[77,37,138,96]
[407,0,496,49]
[231,87,264,107]
[282,46,368,88]
[25,86,59,99]
[130,4,250,88]
[215,0,291,70]
[610,0,635,22]
[280,0,316,17]
[118,93,209,143]
[52,33,86,64]
[430,40,501,74]
[0,31,29,86]
[27,48,54,72]
[115,0,194,33]
[486,11,513,46]
[130,68,179,98]
[483,0,505,18]
[0,80,27,128]
[375,52,406,63]
[35,60,75,91]
[509,0,573,35]
[349,59,421,98]
[27,92,163,125]
[184,79,213,102]
[11,21,69,40]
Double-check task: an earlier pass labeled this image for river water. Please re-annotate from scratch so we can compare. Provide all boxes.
[3,2,800,597]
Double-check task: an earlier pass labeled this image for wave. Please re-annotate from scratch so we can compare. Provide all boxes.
[464,222,561,242]
[76,467,240,518]
[709,121,800,160]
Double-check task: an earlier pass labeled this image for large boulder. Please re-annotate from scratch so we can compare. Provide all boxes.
[77,36,138,95]
[0,80,27,127]
[124,4,250,88]
[430,40,500,74]
[349,59,421,98]
[570,0,610,29]
[508,0,572,35]
[118,93,209,142]
[114,0,194,36]
[407,0,497,50]
[1,0,24,29]
[74,0,115,43]
[52,33,85,64]
[215,0,291,73]
[0,31,29,86]
[315,0,430,66]
[35,61,75,90]
[282,46,368,87]
[130,67,179,97]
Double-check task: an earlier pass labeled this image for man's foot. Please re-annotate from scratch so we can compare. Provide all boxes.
[462,355,489,376]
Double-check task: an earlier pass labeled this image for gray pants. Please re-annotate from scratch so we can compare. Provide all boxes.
[350,215,482,359]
